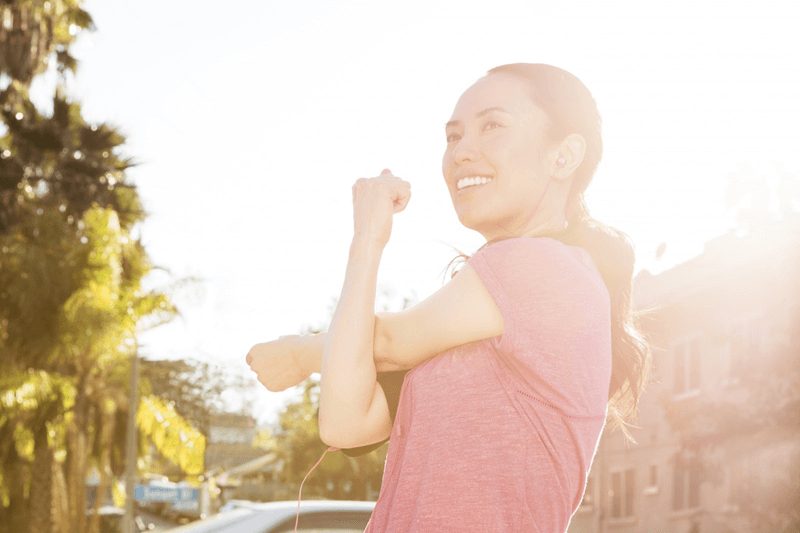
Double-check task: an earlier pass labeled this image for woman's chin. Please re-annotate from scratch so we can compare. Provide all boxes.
[455,211,489,236]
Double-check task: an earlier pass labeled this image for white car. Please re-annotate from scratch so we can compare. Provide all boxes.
[168,500,375,533]
[217,500,262,514]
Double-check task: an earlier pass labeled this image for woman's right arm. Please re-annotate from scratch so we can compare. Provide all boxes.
[247,259,505,393]
[246,321,402,394]
[300,325,405,374]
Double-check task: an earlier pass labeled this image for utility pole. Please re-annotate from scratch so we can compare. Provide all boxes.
[123,350,140,533]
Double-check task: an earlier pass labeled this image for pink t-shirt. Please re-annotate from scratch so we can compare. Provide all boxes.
[364,237,612,533]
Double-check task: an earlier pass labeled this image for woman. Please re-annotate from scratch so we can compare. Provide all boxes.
[247,63,650,532]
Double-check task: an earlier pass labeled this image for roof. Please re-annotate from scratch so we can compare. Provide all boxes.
[633,218,800,309]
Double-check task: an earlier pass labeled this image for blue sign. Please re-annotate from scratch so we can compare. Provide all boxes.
[134,485,198,502]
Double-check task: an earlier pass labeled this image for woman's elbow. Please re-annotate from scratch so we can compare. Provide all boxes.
[318,406,356,448]
[318,416,341,448]
[318,418,360,449]
[318,406,389,449]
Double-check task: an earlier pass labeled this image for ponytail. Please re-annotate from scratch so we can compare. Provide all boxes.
[557,200,651,437]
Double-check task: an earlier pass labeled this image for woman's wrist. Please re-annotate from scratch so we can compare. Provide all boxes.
[297,333,324,375]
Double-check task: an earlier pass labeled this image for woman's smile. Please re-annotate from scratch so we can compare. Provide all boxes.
[456,176,494,194]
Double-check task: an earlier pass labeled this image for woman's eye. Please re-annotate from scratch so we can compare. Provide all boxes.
[483,122,501,132]
[446,133,461,143]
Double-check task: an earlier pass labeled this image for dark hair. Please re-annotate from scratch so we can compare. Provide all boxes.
[449,63,650,438]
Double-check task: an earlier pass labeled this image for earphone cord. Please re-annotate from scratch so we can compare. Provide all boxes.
[295,446,340,532]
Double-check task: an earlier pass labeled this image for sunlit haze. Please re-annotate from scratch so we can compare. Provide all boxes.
[36,0,799,423]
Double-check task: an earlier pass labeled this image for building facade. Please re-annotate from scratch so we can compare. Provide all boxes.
[205,412,262,473]
[568,219,800,533]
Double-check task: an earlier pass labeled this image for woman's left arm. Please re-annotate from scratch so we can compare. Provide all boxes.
[318,170,411,448]
[319,237,393,447]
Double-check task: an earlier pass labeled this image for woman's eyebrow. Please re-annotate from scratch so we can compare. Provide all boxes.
[445,106,510,128]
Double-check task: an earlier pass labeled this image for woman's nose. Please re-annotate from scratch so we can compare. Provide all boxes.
[453,136,479,164]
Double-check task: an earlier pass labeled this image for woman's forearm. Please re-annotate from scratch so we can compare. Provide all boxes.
[297,317,400,375]
[318,236,386,444]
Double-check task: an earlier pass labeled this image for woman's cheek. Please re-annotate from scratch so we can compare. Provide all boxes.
[442,150,453,179]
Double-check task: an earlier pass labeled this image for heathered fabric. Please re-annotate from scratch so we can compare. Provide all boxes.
[364,237,612,533]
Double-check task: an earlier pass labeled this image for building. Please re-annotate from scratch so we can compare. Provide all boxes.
[569,217,800,533]
[205,413,262,473]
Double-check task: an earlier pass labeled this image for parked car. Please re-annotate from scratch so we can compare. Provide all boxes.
[217,499,262,514]
[85,506,155,533]
[168,500,376,533]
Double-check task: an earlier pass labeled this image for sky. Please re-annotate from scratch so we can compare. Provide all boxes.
[33,0,800,423]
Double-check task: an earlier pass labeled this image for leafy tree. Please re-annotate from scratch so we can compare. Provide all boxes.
[269,378,388,501]
[0,2,202,532]
[0,0,93,85]
[140,358,250,437]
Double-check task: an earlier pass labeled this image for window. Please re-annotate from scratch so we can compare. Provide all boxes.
[643,464,659,495]
[672,455,700,511]
[731,316,766,376]
[649,465,658,487]
[610,467,636,519]
[674,338,701,394]
[674,344,685,393]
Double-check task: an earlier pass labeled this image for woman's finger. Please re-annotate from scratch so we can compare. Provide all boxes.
[392,187,412,213]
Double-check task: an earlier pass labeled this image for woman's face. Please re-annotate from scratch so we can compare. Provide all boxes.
[442,73,556,241]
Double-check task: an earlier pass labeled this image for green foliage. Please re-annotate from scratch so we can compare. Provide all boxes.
[0,0,94,83]
[137,395,205,476]
[140,358,250,437]
[0,2,198,531]
[270,379,387,501]
[0,84,141,235]
[0,365,74,514]
[0,204,91,368]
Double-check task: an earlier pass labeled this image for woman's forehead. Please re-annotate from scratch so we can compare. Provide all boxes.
[448,74,541,124]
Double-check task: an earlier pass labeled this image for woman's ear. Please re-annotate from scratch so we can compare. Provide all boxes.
[552,134,586,181]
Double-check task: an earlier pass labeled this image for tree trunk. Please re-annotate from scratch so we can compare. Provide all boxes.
[29,423,54,533]
[67,391,89,533]
[5,444,29,533]
[52,460,70,533]
[86,403,114,533]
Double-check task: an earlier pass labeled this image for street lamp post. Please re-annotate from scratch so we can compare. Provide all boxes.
[123,350,140,533]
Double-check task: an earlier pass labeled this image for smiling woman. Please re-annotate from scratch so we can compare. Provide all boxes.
[247,63,650,533]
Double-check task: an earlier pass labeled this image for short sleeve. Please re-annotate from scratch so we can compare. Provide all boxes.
[465,244,519,354]
[466,237,579,354]
[466,237,612,416]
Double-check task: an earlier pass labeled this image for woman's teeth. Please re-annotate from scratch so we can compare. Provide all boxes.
[457,176,493,190]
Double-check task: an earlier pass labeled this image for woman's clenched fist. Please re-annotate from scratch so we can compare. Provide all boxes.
[351,169,411,249]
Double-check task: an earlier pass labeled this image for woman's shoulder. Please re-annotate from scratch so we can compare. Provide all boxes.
[469,236,589,270]
[468,236,606,295]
